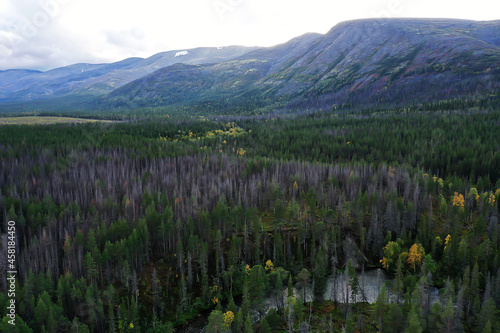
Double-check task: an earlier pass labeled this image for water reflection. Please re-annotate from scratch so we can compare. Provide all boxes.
[181,268,440,332]
[270,268,439,306]
[268,268,389,307]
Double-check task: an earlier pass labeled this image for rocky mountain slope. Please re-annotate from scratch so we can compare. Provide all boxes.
[103,18,500,112]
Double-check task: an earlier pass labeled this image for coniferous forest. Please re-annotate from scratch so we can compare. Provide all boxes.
[0,106,499,332]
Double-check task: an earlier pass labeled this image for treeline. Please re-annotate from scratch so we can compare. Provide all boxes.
[0,110,499,332]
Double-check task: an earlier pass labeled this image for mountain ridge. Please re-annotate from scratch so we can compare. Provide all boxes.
[0,18,498,113]
[0,46,258,102]
[102,18,499,113]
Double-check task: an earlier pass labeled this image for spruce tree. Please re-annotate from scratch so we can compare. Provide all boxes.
[313,247,327,301]
[234,309,244,332]
[206,310,225,333]
[407,306,423,333]
[244,314,253,333]
[259,317,271,333]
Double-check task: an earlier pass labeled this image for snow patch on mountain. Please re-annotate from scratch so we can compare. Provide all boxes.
[174,51,189,57]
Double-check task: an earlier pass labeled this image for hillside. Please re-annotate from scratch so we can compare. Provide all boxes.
[103,18,500,113]
[0,46,257,102]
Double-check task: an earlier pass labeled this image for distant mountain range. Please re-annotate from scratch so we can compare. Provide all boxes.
[0,46,256,101]
[1,18,499,113]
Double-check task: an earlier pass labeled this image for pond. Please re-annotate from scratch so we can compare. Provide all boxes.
[267,268,390,307]
[179,268,440,332]
[282,268,440,305]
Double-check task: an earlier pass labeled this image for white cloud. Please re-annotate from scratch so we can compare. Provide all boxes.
[0,0,498,70]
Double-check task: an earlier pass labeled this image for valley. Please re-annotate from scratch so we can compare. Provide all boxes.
[0,17,499,333]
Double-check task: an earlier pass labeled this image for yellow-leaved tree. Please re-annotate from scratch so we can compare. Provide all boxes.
[406,243,425,272]
[224,311,234,328]
[265,259,275,272]
[452,192,465,208]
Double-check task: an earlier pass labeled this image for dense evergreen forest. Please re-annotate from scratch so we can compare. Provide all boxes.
[1,108,500,332]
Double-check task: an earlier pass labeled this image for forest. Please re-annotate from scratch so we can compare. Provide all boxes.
[0,107,499,332]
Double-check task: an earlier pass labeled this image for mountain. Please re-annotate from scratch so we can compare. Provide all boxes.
[104,33,324,111]
[0,69,42,83]
[1,18,499,113]
[0,46,257,102]
[103,18,500,112]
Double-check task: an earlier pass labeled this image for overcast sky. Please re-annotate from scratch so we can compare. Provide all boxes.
[0,0,498,70]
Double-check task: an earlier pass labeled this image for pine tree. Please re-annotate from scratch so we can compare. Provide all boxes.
[200,243,210,306]
[227,296,238,316]
[285,297,295,332]
[293,297,305,324]
[248,265,268,318]
[273,271,284,312]
[296,234,303,266]
[259,317,271,333]
[234,309,244,332]
[108,303,116,333]
[374,283,388,332]
[129,297,140,332]
[347,259,359,303]
[407,305,423,333]
[389,302,404,332]
[295,269,311,305]
[47,306,57,333]
[71,317,90,333]
[313,247,327,301]
[394,256,404,303]
[0,315,33,333]
[34,297,48,329]
[264,308,280,331]
[429,303,442,332]
[288,276,294,298]
[479,299,497,332]
[471,262,481,315]
[274,198,286,229]
[441,299,454,333]
[146,318,174,332]
[483,320,492,333]
[244,314,253,333]
[83,252,97,283]
[206,310,225,333]
[344,313,356,333]
[241,279,250,317]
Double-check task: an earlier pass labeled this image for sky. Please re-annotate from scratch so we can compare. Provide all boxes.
[0,0,498,71]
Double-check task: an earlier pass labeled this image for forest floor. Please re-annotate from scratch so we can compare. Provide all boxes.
[0,116,114,125]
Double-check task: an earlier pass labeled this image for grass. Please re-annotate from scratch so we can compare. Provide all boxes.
[0,116,114,125]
